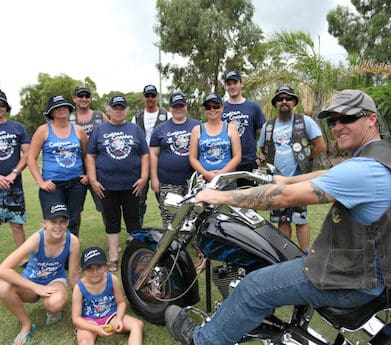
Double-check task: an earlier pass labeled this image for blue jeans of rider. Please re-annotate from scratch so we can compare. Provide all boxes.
[193,257,377,345]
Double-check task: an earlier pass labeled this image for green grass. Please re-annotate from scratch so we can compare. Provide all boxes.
[0,171,369,344]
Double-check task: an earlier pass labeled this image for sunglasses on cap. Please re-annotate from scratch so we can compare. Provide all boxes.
[275,95,295,102]
[326,112,369,129]
[77,93,91,99]
[0,101,7,107]
[144,93,157,98]
[204,104,221,110]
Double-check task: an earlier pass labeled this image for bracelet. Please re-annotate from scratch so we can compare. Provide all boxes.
[12,168,20,175]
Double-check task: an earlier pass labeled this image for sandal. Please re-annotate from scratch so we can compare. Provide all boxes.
[46,311,62,325]
[107,260,118,272]
[12,323,35,345]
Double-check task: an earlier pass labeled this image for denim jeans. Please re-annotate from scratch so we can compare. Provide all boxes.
[39,177,86,236]
[194,257,377,345]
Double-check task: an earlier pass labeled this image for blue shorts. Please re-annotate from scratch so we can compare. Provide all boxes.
[0,188,26,225]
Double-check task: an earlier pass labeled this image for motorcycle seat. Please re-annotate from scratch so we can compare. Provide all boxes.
[316,290,389,330]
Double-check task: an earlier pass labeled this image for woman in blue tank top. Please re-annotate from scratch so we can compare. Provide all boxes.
[28,96,88,236]
[189,93,241,182]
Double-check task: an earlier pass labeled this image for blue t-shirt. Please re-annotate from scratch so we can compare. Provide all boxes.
[311,157,391,225]
[222,99,265,165]
[258,115,322,176]
[22,230,70,285]
[150,118,200,185]
[0,120,30,188]
[198,121,232,171]
[78,272,117,318]
[87,122,149,191]
[42,123,84,181]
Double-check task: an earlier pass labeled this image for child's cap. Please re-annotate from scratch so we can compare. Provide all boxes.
[81,246,107,270]
[43,202,70,219]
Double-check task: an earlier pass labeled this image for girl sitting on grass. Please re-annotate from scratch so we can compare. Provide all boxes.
[0,202,80,345]
[72,246,143,345]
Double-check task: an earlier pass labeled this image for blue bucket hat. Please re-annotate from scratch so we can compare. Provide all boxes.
[43,95,74,119]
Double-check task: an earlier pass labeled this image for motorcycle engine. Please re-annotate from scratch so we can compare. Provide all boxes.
[212,264,243,299]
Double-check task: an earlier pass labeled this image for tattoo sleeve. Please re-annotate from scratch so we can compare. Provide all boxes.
[231,184,286,210]
[310,182,329,204]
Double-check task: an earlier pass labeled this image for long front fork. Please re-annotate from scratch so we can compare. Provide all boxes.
[134,201,193,291]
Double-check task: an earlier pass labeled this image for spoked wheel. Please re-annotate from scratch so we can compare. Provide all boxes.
[121,239,178,324]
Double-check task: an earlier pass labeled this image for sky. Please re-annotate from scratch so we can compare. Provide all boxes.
[1,0,354,114]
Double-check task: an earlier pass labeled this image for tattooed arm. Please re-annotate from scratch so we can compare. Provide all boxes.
[194,180,334,210]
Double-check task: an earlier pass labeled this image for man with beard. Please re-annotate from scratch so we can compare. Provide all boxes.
[258,85,325,250]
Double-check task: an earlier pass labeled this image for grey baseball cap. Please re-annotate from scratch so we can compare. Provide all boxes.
[318,90,378,119]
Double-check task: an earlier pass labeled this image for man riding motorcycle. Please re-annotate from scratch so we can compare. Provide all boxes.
[165,89,391,345]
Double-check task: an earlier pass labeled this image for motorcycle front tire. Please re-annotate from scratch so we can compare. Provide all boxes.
[121,239,183,324]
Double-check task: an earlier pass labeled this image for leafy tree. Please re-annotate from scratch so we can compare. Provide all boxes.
[19,73,105,136]
[327,1,391,63]
[155,0,263,117]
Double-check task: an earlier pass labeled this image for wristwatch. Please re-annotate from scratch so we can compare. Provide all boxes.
[12,168,20,175]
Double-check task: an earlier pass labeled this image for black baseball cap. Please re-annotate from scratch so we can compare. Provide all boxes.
[80,246,107,270]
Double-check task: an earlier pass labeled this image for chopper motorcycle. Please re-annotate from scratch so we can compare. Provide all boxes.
[121,170,391,344]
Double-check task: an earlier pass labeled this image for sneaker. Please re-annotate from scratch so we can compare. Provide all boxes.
[165,305,196,345]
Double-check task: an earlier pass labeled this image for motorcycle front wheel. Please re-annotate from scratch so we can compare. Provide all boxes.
[121,239,180,324]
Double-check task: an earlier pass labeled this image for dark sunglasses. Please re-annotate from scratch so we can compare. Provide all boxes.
[327,112,368,128]
[0,101,7,107]
[77,93,91,99]
[275,95,295,102]
[144,93,157,98]
[204,104,221,110]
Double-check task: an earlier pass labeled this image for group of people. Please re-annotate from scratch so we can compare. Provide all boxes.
[1,72,388,345]
[0,69,267,344]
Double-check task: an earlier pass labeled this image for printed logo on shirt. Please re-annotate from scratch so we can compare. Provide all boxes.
[200,137,230,165]
[103,131,133,160]
[222,111,248,137]
[166,130,191,156]
[30,260,62,280]
[274,124,292,156]
[0,131,18,161]
[49,141,79,168]
[85,295,115,318]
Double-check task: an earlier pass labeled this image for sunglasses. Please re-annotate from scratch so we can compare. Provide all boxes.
[77,93,91,99]
[0,101,7,107]
[144,94,156,98]
[275,95,295,102]
[327,112,369,128]
[204,104,221,110]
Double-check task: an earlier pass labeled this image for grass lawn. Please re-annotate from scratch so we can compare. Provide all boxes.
[0,170,370,344]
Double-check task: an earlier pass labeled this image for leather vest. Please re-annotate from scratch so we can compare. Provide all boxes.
[304,140,391,289]
[134,107,168,134]
[264,114,313,173]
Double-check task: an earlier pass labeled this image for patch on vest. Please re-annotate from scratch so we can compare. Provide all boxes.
[331,205,342,224]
